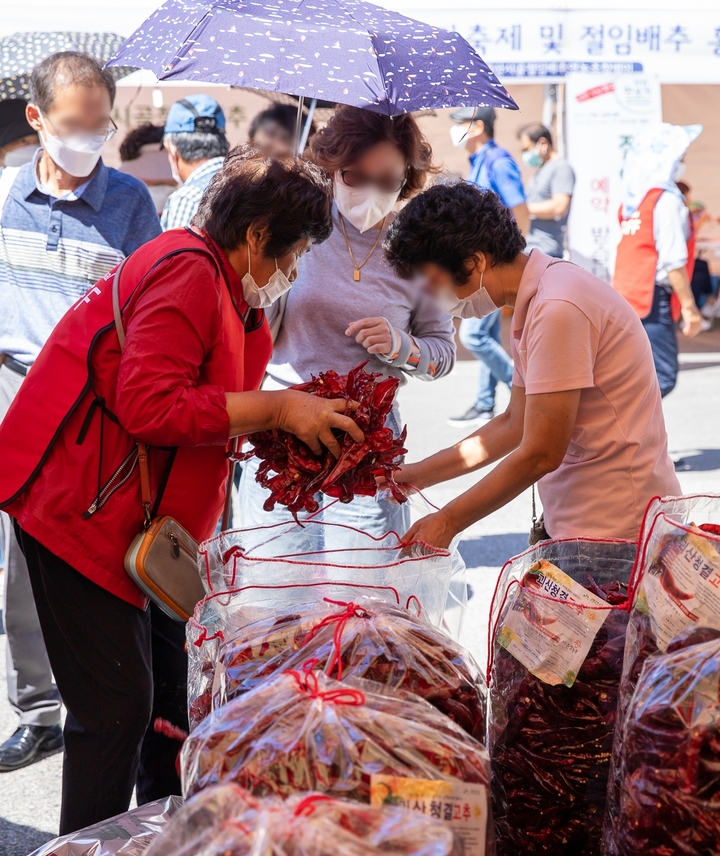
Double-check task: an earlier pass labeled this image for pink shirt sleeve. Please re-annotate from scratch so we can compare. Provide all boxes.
[523,299,598,395]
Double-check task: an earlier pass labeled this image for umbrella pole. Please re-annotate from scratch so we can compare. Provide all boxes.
[294,95,305,154]
[298,98,317,154]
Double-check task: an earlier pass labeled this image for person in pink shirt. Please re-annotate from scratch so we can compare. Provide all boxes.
[382,182,680,547]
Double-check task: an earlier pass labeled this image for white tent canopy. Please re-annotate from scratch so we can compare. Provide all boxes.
[2,0,719,83]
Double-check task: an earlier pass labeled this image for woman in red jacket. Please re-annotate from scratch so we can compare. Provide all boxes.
[0,145,362,833]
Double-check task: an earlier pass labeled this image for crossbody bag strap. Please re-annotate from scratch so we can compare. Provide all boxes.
[112,252,234,531]
[112,258,152,526]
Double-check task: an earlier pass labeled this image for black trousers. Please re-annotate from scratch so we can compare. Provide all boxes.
[15,524,188,834]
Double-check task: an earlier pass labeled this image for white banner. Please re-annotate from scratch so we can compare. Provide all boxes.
[415,9,720,83]
[565,73,663,281]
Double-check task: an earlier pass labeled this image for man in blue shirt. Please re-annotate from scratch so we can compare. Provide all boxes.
[446,107,528,427]
[0,52,160,772]
[161,96,229,230]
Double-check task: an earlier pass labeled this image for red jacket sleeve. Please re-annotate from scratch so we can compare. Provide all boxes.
[115,254,231,447]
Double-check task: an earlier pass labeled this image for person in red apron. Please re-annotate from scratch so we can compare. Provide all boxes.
[612,123,703,398]
[0,145,362,833]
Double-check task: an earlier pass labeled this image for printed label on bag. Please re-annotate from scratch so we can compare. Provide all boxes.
[370,775,487,856]
[639,528,720,652]
[497,559,610,687]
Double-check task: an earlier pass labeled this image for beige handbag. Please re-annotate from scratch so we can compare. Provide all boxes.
[112,261,234,621]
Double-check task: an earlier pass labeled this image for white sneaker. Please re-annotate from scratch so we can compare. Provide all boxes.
[701,302,720,320]
[701,319,713,332]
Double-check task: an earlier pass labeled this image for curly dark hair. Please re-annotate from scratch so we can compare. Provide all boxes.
[383,181,526,283]
[193,144,333,257]
[310,105,435,200]
[119,123,164,162]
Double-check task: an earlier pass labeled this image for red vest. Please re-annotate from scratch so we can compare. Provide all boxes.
[613,188,695,321]
[0,229,272,608]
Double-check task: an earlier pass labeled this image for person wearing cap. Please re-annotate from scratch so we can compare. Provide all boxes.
[0,99,39,168]
[613,123,703,398]
[161,95,229,230]
[517,123,575,259]
[448,106,528,428]
[0,52,160,774]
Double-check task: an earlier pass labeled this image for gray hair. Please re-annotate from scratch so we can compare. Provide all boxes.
[164,131,229,164]
[30,52,116,114]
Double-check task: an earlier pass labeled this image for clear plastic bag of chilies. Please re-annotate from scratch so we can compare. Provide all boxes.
[29,797,183,856]
[604,494,720,854]
[614,625,720,856]
[182,669,493,855]
[213,596,486,742]
[187,583,405,732]
[145,784,463,856]
[487,538,636,856]
[197,519,454,626]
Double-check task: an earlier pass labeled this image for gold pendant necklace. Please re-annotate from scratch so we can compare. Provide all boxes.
[338,212,387,282]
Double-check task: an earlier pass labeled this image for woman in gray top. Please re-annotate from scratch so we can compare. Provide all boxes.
[239,105,456,537]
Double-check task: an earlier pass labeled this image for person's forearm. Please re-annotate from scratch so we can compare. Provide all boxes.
[512,202,530,235]
[527,195,571,220]
[225,389,290,437]
[442,445,555,533]
[667,267,695,310]
[413,411,522,487]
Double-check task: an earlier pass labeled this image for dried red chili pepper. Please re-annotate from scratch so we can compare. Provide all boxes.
[490,576,630,856]
[614,626,720,856]
[240,363,408,516]
[213,598,486,742]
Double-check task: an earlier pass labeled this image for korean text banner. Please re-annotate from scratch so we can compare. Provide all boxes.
[565,74,662,282]
[420,10,720,83]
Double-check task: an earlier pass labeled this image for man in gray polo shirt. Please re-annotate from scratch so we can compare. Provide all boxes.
[518,123,575,258]
[0,52,160,771]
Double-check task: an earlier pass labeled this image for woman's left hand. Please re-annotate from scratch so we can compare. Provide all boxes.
[346,317,395,356]
[403,509,460,550]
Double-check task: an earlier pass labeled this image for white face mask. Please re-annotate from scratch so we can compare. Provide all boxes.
[39,116,105,178]
[3,144,40,167]
[436,271,499,319]
[242,246,293,309]
[334,175,400,233]
[672,161,686,182]
[450,124,471,148]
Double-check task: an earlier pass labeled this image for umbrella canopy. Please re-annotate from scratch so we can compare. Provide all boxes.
[107,0,517,115]
[0,31,135,101]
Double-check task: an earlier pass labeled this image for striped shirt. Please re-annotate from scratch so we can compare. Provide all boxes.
[0,152,161,364]
[160,157,224,231]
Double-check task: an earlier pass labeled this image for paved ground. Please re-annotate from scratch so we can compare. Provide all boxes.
[2,327,720,854]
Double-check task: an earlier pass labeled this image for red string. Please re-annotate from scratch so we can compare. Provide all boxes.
[192,623,225,647]
[285,661,365,706]
[304,598,372,680]
[405,594,422,616]
[293,794,336,817]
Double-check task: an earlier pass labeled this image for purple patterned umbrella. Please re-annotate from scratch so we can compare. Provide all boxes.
[107,0,517,115]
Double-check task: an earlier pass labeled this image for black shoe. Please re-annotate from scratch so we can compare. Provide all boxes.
[0,725,63,772]
[447,405,494,428]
